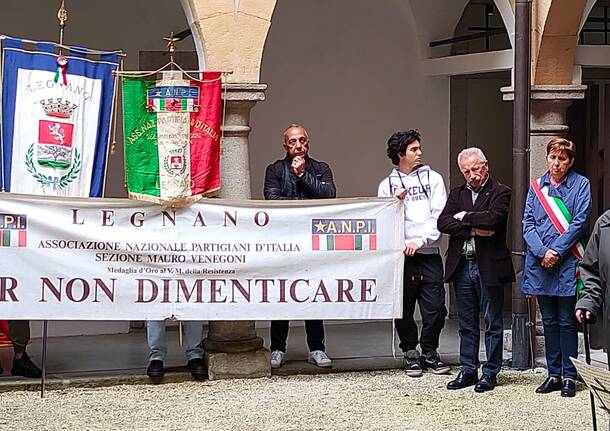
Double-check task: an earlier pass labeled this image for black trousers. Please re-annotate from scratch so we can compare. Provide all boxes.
[270,320,325,352]
[8,320,30,352]
[396,253,446,354]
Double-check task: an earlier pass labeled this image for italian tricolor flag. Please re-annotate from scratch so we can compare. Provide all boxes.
[0,229,26,247]
[122,71,222,204]
[312,234,377,251]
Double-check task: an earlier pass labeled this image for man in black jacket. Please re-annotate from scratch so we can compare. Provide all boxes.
[438,147,514,393]
[575,210,610,365]
[264,124,336,369]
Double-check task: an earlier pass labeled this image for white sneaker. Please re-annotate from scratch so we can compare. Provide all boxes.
[270,350,285,369]
[308,350,332,368]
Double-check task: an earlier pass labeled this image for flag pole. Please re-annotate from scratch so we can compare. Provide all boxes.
[163,32,179,70]
[40,320,48,399]
[57,0,67,47]
[40,1,68,398]
[0,35,5,192]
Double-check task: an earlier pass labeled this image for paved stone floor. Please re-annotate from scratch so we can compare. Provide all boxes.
[0,319,606,389]
[1,369,608,431]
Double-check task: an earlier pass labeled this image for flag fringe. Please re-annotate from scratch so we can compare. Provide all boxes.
[128,187,221,207]
[0,34,125,57]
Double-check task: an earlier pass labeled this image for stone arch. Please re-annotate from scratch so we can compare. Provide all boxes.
[406,0,469,57]
[180,0,207,68]
[534,0,588,84]
[184,0,514,82]
[184,0,277,82]
[580,0,599,31]
[493,0,515,46]
[449,0,512,55]
[407,0,513,58]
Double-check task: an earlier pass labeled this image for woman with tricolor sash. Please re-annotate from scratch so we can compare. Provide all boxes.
[521,138,592,398]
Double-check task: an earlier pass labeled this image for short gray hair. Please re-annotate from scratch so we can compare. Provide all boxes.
[457,147,487,166]
[283,124,309,142]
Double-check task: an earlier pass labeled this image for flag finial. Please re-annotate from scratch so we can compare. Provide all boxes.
[57,0,68,45]
[163,32,180,65]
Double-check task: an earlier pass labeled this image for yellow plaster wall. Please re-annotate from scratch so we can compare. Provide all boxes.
[188,0,277,82]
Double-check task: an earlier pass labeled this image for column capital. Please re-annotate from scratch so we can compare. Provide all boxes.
[500,84,587,179]
[222,83,268,102]
[221,83,267,140]
[219,82,268,199]
[500,84,587,101]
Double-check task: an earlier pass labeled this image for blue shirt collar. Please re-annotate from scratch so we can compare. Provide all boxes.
[542,169,574,188]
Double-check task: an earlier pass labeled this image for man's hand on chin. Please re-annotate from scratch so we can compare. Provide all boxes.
[291,155,305,177]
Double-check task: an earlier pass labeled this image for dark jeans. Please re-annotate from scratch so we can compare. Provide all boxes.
[537,295,578,379]
[453,258,504,377]
[8,320,30,352]
[396,253,446,354]
[270,320,325,352]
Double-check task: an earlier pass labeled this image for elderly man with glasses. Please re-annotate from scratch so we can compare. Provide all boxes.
[438,147,515,393]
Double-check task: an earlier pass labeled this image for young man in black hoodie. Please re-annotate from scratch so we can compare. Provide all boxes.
[264,124,336,369]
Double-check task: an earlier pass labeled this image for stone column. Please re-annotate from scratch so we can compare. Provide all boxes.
[203,83,271,380]
[502,85,586,179]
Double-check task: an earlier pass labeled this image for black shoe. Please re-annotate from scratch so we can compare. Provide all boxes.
[447,370,478,390]
[474,375,497,393]
[146,360,164,379]
[421,351,451,375]
[187,358,207,381]
[404,350,422,377]
[11,353,42,378]
[536,376,562,394]
[561,378,576,398]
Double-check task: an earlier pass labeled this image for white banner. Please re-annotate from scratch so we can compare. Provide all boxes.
[0,194,404,320]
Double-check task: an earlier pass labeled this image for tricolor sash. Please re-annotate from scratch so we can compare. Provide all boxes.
[531,178,586,292]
